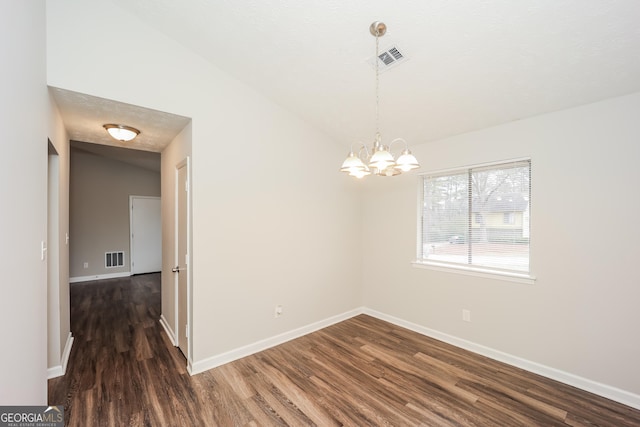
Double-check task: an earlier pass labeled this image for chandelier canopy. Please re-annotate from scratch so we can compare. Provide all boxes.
[340,21,420,179]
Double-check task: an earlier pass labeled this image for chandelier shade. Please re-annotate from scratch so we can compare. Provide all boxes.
[395,149,420,172]
[340,151,367,173]
[369,146,395,171]
[340,21,420,179]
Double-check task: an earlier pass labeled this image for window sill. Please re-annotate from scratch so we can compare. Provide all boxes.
[411,260,536,285]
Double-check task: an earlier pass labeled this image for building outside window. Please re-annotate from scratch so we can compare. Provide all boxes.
[504,212,515,225]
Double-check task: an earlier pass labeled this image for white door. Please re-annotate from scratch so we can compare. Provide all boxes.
[130,196,161,274]
[176,162,189,358]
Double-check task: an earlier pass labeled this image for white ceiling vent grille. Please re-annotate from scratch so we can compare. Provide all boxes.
[369,45,408,72]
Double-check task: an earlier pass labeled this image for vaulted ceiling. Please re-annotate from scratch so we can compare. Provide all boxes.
[107,0,640,147]
[54,1,640,159]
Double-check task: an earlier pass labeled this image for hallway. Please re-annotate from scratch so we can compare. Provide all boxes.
[48,274,199,425]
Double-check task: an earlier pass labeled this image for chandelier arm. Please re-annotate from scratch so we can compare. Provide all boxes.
[388,138,409,156]
[349,141,362,152]
[349,141,371,162]
[358,143,371,161]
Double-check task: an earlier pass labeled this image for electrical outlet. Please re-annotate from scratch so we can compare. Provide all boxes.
[462,309,471,322]
[83,262,89,269]
[274,305,283,318]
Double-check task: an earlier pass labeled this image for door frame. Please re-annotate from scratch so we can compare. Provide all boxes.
[175,157,191,365]
[47,143,61,370]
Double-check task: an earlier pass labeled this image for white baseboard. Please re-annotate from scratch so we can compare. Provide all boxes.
[159,315,177,346]
[189,308,362,376]
[69,272,131,283]
[186,307,639,410]
[47,333,74,379]
[363,308,640,411]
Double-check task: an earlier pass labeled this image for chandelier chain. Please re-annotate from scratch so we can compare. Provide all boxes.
[339,21,420,178]
[375,32,380,138]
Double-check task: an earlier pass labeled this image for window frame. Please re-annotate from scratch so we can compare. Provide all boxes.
[413,158,535,285]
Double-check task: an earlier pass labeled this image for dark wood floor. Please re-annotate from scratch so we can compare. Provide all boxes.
[49,274,640,426]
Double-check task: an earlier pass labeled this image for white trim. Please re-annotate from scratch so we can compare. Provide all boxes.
[184,306,639,409]
[47,333,74,379]
[61,333,73,375]
[185,157,192,366]
[363,308,640,410]
[47,367,61,380]
[69,271,131,283]
[159,315,177,346]
[174,163,179,353]
[188,308,362,376]
[412,261,536,285]
[174,157,192,368]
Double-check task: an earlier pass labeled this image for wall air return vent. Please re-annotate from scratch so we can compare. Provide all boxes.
[368,44,408,72]
[105,251,125,268]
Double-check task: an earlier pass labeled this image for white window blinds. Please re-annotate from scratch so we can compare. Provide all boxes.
[419,159,531,274]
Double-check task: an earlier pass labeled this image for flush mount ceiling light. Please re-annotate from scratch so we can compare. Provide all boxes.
[103,124,140,142]
[340,21,420,179]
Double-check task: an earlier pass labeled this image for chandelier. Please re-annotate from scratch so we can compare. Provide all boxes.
[341,21,420,179]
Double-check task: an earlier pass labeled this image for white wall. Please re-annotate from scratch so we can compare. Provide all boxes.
[0,1,48,404]
[362,92,640,397]
[47,0,362,367]
[47,94,72,376]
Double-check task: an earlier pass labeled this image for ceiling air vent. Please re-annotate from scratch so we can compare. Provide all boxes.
[369,44,408,72]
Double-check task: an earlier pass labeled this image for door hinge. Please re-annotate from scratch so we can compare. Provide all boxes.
[185,324,189,338]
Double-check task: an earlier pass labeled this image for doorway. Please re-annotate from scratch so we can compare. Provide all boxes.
[47,142,61,370]
[50,87,192,375]
[130,196,162,274]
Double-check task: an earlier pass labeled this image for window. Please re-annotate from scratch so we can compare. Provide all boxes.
[504,212,515,225]
[417,159,531,277]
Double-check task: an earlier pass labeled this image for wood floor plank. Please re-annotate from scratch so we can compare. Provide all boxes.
[49,274,640,426]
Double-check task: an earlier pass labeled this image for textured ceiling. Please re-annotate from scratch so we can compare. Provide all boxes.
[106,0,640,148]
[50,87,190,153]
